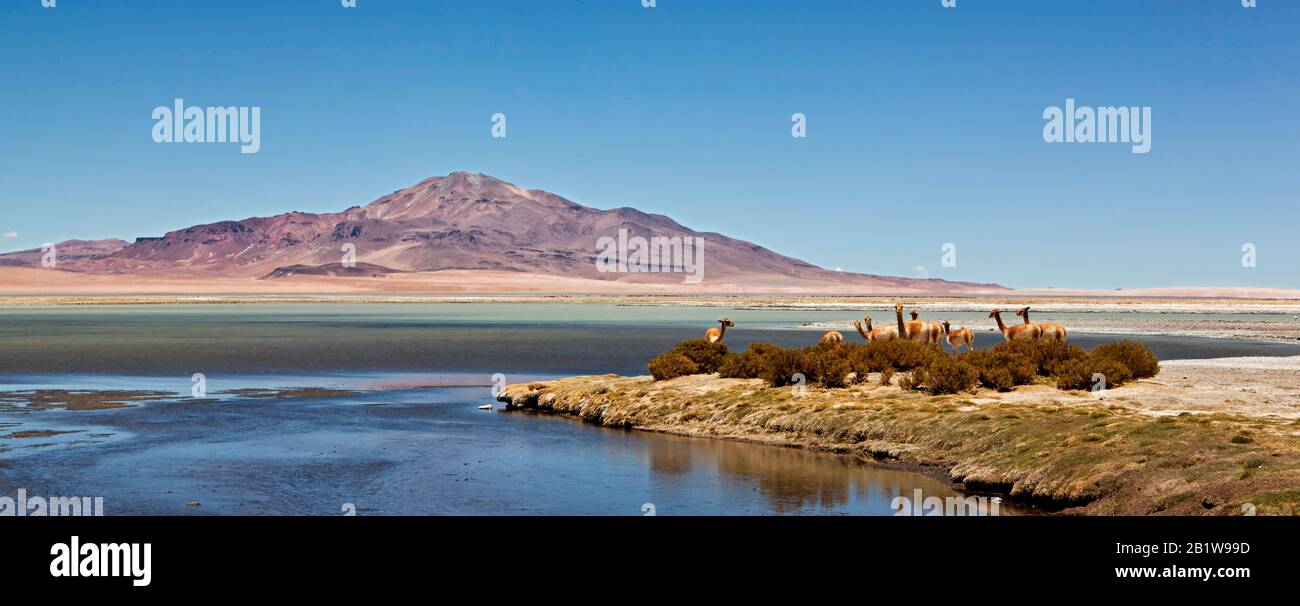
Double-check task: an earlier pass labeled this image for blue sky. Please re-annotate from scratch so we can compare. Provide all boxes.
[1,0,1295,289]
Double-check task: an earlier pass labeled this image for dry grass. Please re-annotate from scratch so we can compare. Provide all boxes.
[500,374,1300,515]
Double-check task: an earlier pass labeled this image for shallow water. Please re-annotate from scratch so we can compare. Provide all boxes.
[1,304,1295,378]
[1,304,1296,515]
[0,382,969,515]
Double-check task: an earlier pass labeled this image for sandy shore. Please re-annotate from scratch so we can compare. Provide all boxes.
[1,266,1297,300]
[1145,356,1300,417]
[5,291,1300,309]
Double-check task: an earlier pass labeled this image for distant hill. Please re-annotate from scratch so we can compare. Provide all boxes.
[0,173,1006,293]
[0,238,127,266]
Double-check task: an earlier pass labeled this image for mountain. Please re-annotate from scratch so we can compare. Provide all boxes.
[0,238,127,267]
[0,173,1005,293]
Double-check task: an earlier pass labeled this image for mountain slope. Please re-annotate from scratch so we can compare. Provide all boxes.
[0,238,127,267]
[2,173,1005,293]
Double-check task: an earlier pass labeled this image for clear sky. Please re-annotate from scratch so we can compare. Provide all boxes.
[1,0,1295,289]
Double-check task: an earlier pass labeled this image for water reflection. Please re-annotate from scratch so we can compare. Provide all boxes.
[633,431,963,515]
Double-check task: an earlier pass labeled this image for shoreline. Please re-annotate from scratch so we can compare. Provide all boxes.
[508,405,1035,513]
[4,293,1298,346]
[497,358,1300,515]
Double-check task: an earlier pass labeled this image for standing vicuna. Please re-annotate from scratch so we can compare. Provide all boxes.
[820,331,844,344]
[854,316,898,342]
[705,317,734,344]
[894,303,928,343]
[989,309,1040,342]
[910,309,945,347]
[1017,307,1067,343]
[941,320,974,352]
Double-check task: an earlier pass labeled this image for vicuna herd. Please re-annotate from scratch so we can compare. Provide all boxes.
[706,305,1068,353]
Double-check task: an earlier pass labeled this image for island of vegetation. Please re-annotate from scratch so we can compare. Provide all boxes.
[499,335,1300,515]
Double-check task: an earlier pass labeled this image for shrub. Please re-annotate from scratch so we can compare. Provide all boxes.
[717,354,744,378]
[848,340,939,374]
[761,348,808,387]
[803,344,853,388]
[959,349,1037,391]
[879,367,895,386]
[993,340,1087,376]
[1053,356,1132,391]
[907,357,979,395]
[980,366,1015,392]
[668,339,729,374]
[718,343,782,379]
[1092,340,1160,380]
[996,350,1039,385]
[648,352,698,380]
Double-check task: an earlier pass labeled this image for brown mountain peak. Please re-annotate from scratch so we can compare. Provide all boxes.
[3,173,1007,293]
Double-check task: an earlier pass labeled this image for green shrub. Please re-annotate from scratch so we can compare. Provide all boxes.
[907,357,979,395]
[1054,356,1132,391]
[1053,359,1095,391]
[1092,340,1160,380]
[648,352,698,380]
[1095,357,1135,388]
[803,344,853,388]
[993,340,1087,376]
[668,339,729,374]
[718,343,782,379]
[959,349,1036,391]
[761,348,808,387]
[717,354,744,378]
[981,366,1015,391]
[654,336,1158,394]
[848,340,939,374]
[996,350,1039,385]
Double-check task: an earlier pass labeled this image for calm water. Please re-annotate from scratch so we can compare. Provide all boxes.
[2,304,1297,515]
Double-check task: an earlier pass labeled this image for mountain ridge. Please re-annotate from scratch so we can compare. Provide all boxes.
[0,172,1007,293]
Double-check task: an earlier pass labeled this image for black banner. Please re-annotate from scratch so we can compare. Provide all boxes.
[5,516,1290,595]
